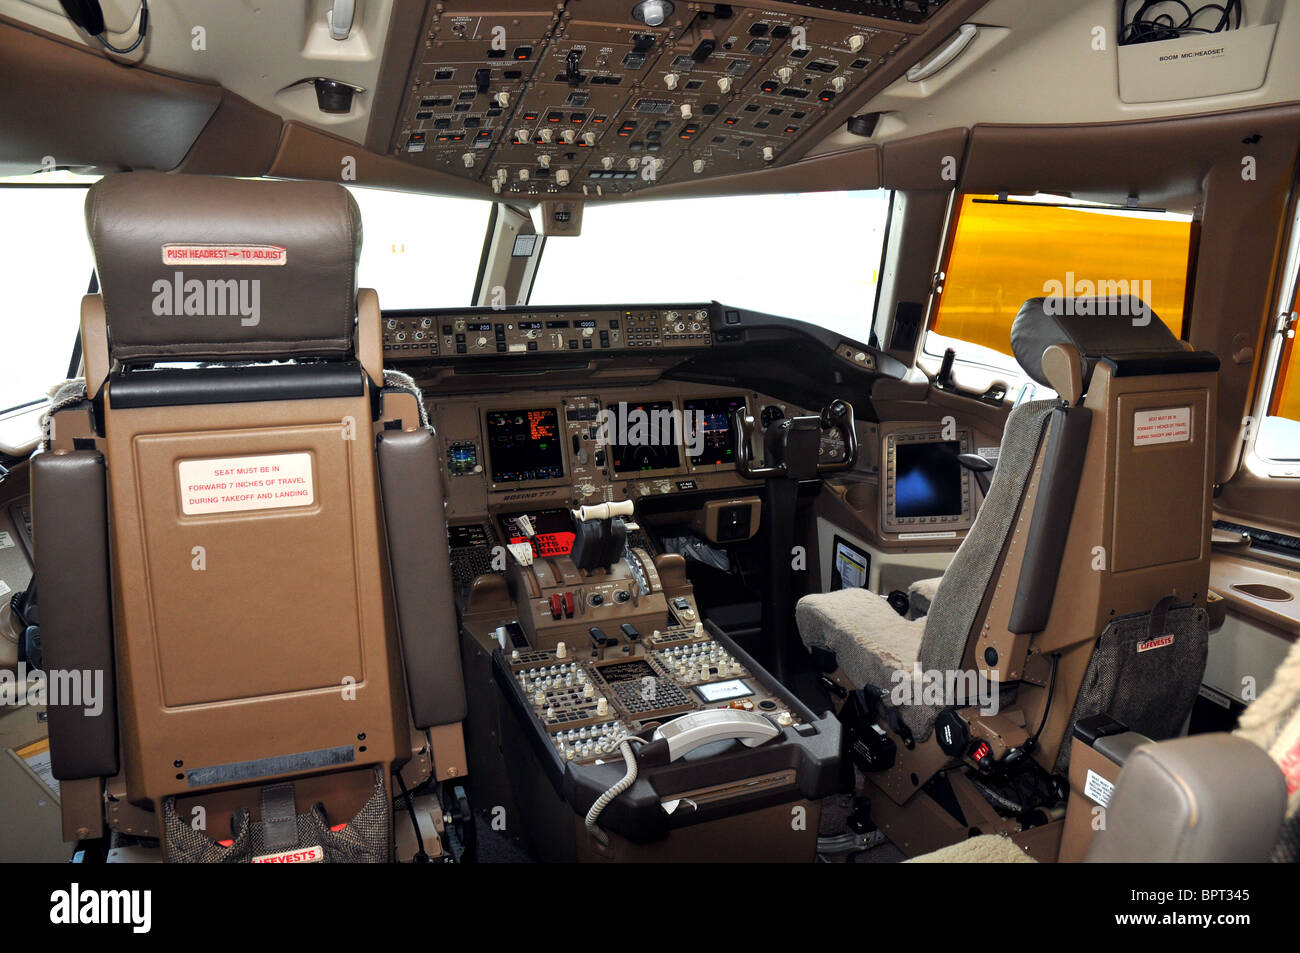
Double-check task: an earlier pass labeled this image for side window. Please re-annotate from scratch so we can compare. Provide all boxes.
[1250,208,1300,465]
[0,176,97,412]
[929,194,1194,380]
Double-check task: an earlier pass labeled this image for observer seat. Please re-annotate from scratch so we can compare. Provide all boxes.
[32,172,466,861]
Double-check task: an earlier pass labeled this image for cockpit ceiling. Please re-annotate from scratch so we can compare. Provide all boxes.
[391,1,935,197]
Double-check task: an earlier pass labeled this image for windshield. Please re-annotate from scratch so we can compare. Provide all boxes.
[0,176,97,413]
[345,185,491,310]
[529,190,890,342]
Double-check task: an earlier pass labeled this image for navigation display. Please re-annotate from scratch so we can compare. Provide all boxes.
[684,396,745,467]
[485,408,564,483]
[895,441,963,518]
[608,400,682,474]
[498,508,575,558]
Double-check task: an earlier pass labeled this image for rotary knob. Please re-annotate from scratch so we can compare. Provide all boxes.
[717,76,732,93]
[777,67,793,84]
[664,72,679,90]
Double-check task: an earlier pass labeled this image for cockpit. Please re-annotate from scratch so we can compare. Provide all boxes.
[0,0,1298,889]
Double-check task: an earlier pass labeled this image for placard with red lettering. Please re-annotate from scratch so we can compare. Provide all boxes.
[178,452,315,516]
[1133,407,1191,446]
[161,243,287,265]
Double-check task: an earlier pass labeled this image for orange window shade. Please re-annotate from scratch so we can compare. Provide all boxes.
[1268,280,1300,422]
[933,195,1192,357]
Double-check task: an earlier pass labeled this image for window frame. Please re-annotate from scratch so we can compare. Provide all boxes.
[1241,188,1300,470]
[922,192,1198,395]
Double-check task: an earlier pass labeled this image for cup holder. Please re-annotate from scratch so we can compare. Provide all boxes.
[1231,583,1293,603]
[844,483,873,510]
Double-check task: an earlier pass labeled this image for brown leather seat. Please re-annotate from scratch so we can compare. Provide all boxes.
[32,172,466,861]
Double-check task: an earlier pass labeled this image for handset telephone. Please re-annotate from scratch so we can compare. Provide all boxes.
[651,708,780,761]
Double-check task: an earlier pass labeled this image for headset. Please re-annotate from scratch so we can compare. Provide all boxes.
[58,0,149,55]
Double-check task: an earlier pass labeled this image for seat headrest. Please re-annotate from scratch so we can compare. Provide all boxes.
[1010,297,1185,392]
[85,172,362,363]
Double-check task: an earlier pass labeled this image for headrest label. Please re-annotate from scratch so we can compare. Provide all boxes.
[161,244,287,266]
[1133,407,1190,446]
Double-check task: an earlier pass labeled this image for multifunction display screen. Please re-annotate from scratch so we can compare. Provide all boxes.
[683,396,744,466]
[485,408,564,483]
[895,440,963,518]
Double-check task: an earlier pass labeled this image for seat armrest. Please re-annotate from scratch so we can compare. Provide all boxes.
[1086,734,1286,863]
[907,576,942,618]
[1093,730,1150,766]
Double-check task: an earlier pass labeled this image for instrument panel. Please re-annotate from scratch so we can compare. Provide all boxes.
[389,0,931,196]
[381,303,718,359]
[432,384,814,588]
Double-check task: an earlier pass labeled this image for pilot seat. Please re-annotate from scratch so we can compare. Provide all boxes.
[796,296,1222,856]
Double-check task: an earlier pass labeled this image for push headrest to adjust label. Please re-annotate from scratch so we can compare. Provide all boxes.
[161,244,287,266]
[178,452,315,516]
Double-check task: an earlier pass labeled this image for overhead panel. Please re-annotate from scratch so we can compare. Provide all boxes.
[389,1,919,197]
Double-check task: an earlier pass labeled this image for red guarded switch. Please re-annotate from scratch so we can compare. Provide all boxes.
[549,593,563,620]
[562,591,575,618]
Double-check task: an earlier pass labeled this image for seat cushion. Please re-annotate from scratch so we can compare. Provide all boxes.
[798,588,923,682]
[797,588,952,739]
[907,834,1036,864]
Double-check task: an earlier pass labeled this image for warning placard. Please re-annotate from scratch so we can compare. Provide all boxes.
[178,452,314,516]
[1084,768,1115,807]
[161,243,286,266]
[1133,407,1191,446]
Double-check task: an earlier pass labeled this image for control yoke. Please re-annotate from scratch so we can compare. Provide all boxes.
[733,399,858,480]
[729,399,857,682]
